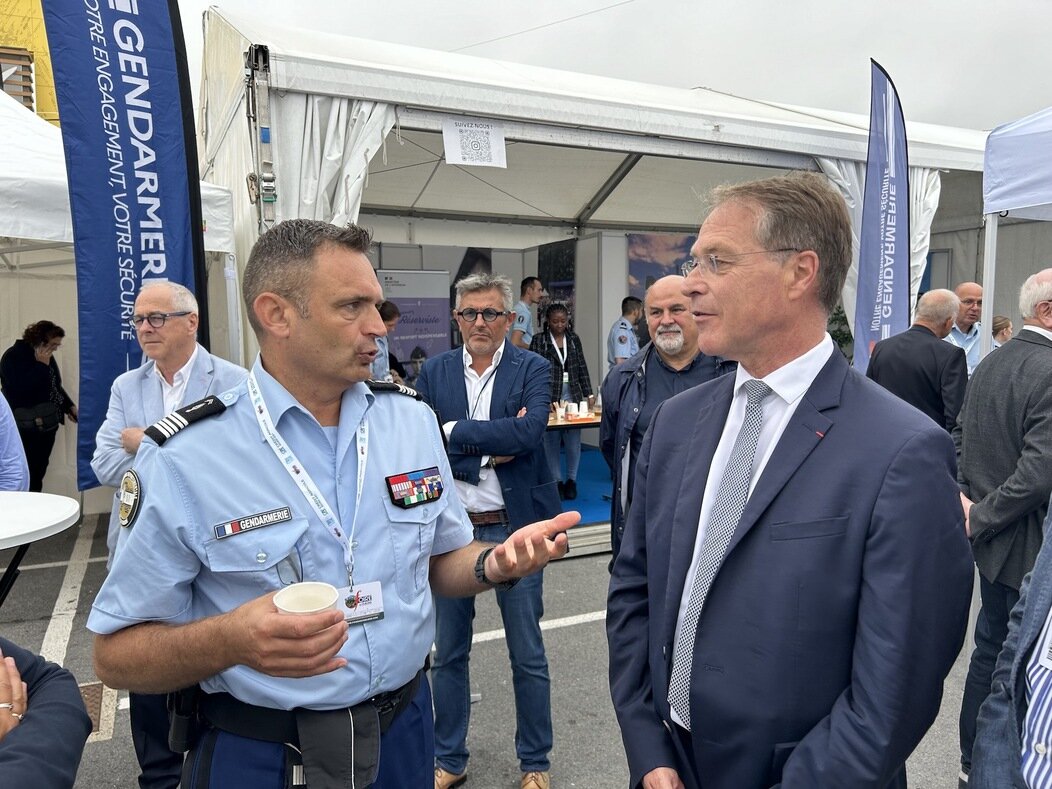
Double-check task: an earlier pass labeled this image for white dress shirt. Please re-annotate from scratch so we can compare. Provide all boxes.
[669,334,835,727]
[157,344,199,415]
[443,344,507,514]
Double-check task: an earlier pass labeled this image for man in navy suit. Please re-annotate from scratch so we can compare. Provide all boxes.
[415,273,562,789]
[91,280,246,789]
[607,172,974,789]
[865,288,968,431]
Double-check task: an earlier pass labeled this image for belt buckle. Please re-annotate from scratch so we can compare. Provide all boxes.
[372,690,398,717]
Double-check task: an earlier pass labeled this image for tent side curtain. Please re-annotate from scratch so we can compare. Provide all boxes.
[272,94,396,225]
[818,159,941,333]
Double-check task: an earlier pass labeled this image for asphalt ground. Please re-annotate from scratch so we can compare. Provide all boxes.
[1,512,969,788]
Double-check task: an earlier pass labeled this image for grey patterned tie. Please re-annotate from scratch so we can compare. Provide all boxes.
[667,379,773,729]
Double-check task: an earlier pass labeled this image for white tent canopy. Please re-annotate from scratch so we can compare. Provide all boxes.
[200,5,987,356]
[978,105,1052,359]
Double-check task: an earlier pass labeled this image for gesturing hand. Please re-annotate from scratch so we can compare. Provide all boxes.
[0,649,27,742]
[485,511,579,582]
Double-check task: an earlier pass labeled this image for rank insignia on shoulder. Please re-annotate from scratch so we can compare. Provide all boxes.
[213,507,293,540]
[366,380,423,401]
[145,395,227,446]
[118,470,141,529]
[386,467,444,509]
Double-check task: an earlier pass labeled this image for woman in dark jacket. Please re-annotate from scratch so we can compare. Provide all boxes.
[1,321,77,491]
[529,303,592,499]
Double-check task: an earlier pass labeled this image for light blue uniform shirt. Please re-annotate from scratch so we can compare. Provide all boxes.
[370,335,391,381]
[511,300,533,345]
[0,397,29,491]
[88,357,473,710]
[945,322,982,376]
[607,317,639,366]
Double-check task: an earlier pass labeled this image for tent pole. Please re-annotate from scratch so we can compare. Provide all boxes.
[979,212,998,362]
[223,254,244,367]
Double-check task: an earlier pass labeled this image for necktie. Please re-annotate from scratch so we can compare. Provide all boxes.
[667,378,773,729]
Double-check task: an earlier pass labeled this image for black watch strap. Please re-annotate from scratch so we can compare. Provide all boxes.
[474,547,519,591]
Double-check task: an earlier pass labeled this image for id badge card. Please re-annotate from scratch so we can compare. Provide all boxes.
[337,581,385,625]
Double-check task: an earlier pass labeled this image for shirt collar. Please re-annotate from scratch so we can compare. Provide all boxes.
[732,334,835,406]
[1021,325,1052,342]
[250,355,372,439]
[155,343,199,386]
[952,322,981,340]
[461,340,505,372]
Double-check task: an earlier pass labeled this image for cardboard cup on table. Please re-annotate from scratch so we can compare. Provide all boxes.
[554,404,566,420]
[566,403,579,420]
[579,399,590,416]
[274,582,339,614]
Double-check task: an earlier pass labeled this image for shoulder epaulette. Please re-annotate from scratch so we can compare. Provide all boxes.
[145,395,227,446]
[366,380,423,401]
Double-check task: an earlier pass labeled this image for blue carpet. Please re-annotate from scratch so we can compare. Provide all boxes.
[553,445,612,526]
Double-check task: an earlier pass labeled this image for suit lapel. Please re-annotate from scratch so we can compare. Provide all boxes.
[662,379,733,641]
[442,351,470,421]
[723,351,845,558]
[139,361,165,422]
[184,345,215,402]
[488,342,518,418]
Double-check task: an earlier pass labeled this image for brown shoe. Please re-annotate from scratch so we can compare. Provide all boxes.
[435,766,467,789]
[521,772,550,789]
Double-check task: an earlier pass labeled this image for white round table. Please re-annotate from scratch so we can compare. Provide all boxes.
[0,492,80,607]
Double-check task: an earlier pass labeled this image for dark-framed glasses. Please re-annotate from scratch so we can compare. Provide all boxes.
[130,311,191,329]
[455,308,509,323]
[681,248,799,277]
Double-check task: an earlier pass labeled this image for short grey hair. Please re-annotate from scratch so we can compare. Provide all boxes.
[454,273,514,312]
[914,289,959,324]
[243,219,373,335]
[1020,272,1052,318]
[139,280,199,314]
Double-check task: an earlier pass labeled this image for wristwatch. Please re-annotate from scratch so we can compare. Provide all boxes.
[474,547,519,591]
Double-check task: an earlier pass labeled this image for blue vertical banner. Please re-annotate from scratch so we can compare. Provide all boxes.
[41,0,208,488]
[853,60,911,373]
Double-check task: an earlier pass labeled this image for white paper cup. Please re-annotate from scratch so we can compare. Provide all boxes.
[579,400,590,416]
[554,405,566,420]
[274,582,339,614]
[566,403,579,419]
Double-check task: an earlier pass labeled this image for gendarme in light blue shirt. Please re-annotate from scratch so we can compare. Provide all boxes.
[607,316,639,366]
[511,299,534,345]
[945,322,982,376]
[88,356,473,710]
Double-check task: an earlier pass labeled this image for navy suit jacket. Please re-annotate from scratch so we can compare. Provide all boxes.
[415,340,560,529]
[607,349,974,789]
[972,504,1052,788]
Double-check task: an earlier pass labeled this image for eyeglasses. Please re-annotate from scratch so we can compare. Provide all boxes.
[130,311,191,329]
[455,308,509,323]
[681,248,799,277]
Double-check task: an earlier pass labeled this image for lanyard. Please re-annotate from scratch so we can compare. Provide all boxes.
[247,371,367,586]
[469,368,497,420]
[550,333,567,369]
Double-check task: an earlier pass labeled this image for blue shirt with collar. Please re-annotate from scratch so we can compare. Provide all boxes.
[945,322,982,376]
[88,356,473,710]
[511,299,534,345]
[0,396,28,491]
[607,317,639,366]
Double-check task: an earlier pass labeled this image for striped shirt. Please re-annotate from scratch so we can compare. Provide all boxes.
[1022,607,1052,787]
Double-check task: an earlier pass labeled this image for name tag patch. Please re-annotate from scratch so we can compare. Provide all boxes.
[213,507,293,540]
[386,467,444,509]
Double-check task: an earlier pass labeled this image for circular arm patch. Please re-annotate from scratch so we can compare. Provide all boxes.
[117,470,141,529]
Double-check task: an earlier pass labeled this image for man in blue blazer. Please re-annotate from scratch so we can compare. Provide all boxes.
[607,173,974,789]
[91,280,245,789]
[415,273,562,789]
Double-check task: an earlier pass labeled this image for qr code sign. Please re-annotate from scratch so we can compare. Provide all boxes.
[458,129,492,163]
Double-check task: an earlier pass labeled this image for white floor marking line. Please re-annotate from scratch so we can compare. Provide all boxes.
[16,556,107,573]
[40,515,97,666]
[87,685,119,744]
[472,609,606,644]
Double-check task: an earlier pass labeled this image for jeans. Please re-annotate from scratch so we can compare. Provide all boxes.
[432,524,552,774]
[543,430,581,481]
[959,575,1020,771]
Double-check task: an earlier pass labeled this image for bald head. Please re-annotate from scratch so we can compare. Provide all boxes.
[953,282,983,332]
[644,275,698,366]
[913,289,960,338]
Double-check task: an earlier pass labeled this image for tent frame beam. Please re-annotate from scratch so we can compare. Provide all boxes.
[360,205,699,234]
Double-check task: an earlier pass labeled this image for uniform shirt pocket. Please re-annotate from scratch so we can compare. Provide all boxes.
[381,494,448,602]
[203,516,312,596]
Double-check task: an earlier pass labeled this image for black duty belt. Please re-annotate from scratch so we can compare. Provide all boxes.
[468,509,509,526]
[198,669,422,789]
